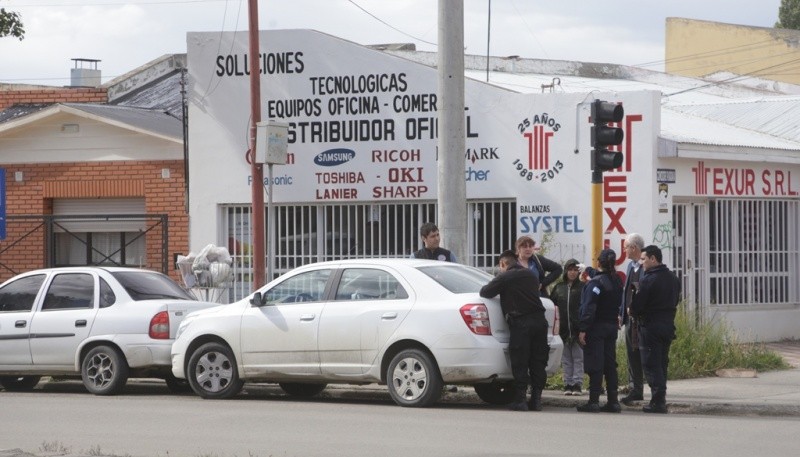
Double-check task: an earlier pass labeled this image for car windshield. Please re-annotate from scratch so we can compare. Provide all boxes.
[111,271,195,301]
[417,265,494,294]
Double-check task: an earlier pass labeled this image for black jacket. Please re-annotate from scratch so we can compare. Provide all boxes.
[579,271,623,332]
[550,260,584,344]
[523,254,563,298]
[630,264,681,325]
[480,264,545,317]
[412,247,455,262]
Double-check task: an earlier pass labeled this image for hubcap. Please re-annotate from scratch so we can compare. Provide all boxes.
[391,356,428,401]
[85,352,115,389]
[195,351,234,393]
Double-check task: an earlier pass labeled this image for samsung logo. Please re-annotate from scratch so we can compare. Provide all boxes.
[314,149,355,166]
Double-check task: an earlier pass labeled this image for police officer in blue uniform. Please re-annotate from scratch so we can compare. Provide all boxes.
[577,249,624,413]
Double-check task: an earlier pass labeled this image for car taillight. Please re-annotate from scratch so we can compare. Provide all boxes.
[552,305,560,336]
[149,311,170,339]
[460,304,492,335]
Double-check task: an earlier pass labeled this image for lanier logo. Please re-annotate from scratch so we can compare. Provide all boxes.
[511,113,565,184]
[314,148,356,166]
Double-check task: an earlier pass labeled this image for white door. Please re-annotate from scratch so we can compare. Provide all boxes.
[29,273,98,367]
[239,269,331,378]
[673,201,709,324]
[0,274,47,366]
[318,268,413,375]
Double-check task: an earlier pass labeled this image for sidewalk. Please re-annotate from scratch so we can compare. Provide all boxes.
[326,340,800,417]
[537,340,800,417]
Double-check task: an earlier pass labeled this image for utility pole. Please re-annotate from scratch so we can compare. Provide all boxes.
[247,0,266,289]
[438,0,467,264]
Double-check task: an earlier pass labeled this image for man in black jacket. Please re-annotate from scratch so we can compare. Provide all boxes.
[480,250,549,411]
[630,245,681,414]
[411,222,456,262]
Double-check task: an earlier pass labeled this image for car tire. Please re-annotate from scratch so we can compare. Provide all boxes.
[474,381,517,405]
[279,382,328,397]
[164,372,192,393]
[386,348,443,407]
[186,342,243,399]
[81,345,129,395]
[0,375,42,391]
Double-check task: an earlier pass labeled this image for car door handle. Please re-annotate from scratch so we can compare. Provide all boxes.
[15,320,27,328]
[75,320,87,327]
[381,312,398,320]
[300,314,316,321]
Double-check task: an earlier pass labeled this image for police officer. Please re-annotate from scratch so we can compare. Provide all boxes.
[630,245,681,414]
[577,249,623,413]
[480,250,549,411]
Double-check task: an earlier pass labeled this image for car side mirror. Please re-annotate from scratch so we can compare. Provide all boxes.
[249,292,266,307]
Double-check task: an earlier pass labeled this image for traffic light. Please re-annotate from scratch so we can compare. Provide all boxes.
[590,100,624,172]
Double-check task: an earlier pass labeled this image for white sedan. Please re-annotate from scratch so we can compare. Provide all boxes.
[172,259,563,407]
[0,267,218,395]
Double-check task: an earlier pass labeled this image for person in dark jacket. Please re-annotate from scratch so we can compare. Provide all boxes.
[576,249,623,413]
[480,250,549,412]
[411,222,456,262]
[515,235,562,298]
[620,233,646,404]
[550,258,585,396]
[630,245,681,414]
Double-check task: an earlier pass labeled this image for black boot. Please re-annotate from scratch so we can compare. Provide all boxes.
[528,388,543,411]
[600,390,621,413]
[577,391,600,413]
[621,388,643,405]
[509,388,528,411]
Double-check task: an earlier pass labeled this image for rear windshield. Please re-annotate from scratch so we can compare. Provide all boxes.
[417,265,494,294]
[111,271,195,301]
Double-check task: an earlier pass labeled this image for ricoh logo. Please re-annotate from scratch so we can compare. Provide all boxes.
[512,113,564,184]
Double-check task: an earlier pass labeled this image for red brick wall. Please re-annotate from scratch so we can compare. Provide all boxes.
[0,161,187,283]
[0,87,107,110]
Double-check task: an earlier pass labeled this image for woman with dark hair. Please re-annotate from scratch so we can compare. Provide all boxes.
[576,249,624,413]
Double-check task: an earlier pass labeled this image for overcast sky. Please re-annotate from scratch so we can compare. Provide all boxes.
[0,0,785,86]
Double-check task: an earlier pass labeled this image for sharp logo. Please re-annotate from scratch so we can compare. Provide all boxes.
[314,148,356,166]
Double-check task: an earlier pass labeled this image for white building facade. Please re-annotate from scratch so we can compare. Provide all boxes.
[187,30,799,342]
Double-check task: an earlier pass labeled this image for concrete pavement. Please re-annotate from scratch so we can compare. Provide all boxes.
[326,340,800,417]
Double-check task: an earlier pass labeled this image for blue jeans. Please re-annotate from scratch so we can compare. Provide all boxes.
[638,321,675,405]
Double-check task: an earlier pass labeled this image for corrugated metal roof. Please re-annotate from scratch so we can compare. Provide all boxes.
[62,103,182,140]
[663,97,800,142]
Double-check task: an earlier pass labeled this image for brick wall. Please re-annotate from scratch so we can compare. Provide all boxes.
[0,161,188,283]
[0,87,107,110]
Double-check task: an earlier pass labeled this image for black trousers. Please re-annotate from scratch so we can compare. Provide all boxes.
[583,321,619,398]
[507,314,549,394]
[625,317,644,393]
[638,321,675,405]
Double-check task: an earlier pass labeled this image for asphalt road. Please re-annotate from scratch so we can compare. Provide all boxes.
[1,380,798,457]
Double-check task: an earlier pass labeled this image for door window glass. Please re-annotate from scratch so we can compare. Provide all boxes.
[42,273,95,310]
[265,269,331,304]
[0,274,46,312]
[335,268,407,300]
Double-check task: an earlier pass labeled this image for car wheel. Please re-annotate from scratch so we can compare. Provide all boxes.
[186,342,243,399]
[279,382,328,397]
[0,375,42,391]
[386,348,442,407]
[164,372,192,393]
[474,381,517,405]
[81,345,129,395]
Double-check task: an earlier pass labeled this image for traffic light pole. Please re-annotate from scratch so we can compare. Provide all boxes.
[591,169,603,268]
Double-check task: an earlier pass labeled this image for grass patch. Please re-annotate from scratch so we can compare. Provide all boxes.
[547,304,790,389]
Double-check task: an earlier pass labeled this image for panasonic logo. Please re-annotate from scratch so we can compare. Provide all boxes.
[314,149,355,166]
